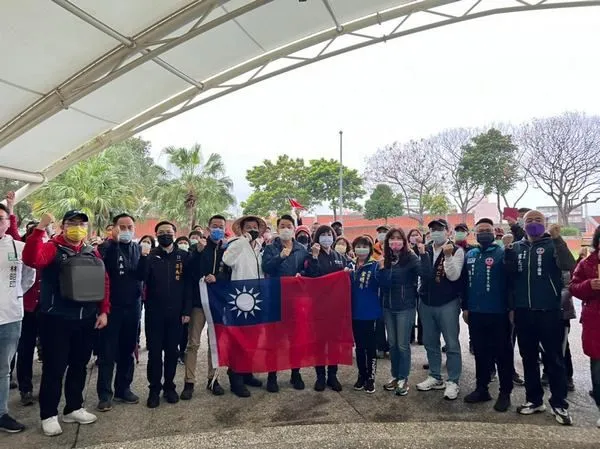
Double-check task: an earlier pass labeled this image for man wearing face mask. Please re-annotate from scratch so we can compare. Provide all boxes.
[504,210,575,425]
[181,215,230,400]
[23,211,109,437]
[95,214,142,412]
[331,221,344,238]
[454,224,474,251]
[294,225,311,250]
[417,218,464,401]
[137,221,190,409]
[222,215,266,397]
[373,225,389,261]
[262,214,310,392]
[506,208,530,243]
[461,218,513,412]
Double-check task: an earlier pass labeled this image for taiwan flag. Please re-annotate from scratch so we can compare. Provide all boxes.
[200,271,353,373]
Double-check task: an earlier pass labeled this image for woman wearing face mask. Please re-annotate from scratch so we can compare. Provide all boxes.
[377,228,430,396]
[175,237,191,255]
[373,226,389,261]
[294,225,311,250]
[335,236,355,267]
[350,236,381,394]
[306,225,351,392]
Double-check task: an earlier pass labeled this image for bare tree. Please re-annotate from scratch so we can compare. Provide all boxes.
[517,112,600,225]
[432,128,485,221]
[365,139,444,225]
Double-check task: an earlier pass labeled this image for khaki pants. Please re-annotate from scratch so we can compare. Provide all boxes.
[184,307,215,384]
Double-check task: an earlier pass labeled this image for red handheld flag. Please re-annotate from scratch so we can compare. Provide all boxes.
[288,198,305,209]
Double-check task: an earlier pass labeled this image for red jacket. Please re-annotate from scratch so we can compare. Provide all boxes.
[22,229,110,315]
[8,215,21,241]
[570,251,600,359]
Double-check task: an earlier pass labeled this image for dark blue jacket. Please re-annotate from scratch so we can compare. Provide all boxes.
[419,243,462,307]
[305,248,348,277]
[462,244,507,314]
[351,260,382,320]
[262,238,309,277]
[378,252,430,311]
[504,235,575,311]
[102,240,141,309]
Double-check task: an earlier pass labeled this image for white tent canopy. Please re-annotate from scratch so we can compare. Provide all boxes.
[1,0,599,202]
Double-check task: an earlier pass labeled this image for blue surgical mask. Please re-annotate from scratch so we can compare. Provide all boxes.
[118,230,133,243]
[210,228,225,241]
[319,235,334,248]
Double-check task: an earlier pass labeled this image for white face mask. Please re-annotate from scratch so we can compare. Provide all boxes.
[140,242,152,252]
[279,229,293,241]
[377,232,387,242]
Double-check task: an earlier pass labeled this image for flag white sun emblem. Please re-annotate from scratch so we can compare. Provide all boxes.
[229,286,262,318]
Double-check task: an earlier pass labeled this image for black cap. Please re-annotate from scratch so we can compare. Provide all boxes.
[475,218,494,227]
[376,225,390,232]
[62,210,89,223]
[331,221,343,227]
[428,218,448,230]
[454,223,469,232]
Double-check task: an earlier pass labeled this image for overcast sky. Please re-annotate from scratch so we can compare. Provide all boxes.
[139,6,600,216]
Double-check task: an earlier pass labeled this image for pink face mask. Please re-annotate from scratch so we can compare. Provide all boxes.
[389,240,403,252]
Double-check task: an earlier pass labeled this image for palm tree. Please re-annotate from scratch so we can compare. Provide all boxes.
[31,152,138,233]
[154,144,235,229]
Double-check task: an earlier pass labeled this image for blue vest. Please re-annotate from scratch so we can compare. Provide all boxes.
[465,244,507,314]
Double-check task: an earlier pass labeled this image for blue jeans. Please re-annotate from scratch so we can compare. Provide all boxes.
[419,299,462,383]
[384,308,416,380]
[0,321,22,416]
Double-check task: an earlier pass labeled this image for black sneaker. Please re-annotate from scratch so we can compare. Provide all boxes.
[20,391,34,407]
[567,378,575,392]
[422,363,429,370]
[364,380,376,394]
[164,389,179,404]
[494,394,511,412]
[353,376,365,391]
[327,376,343,392]
[290,373,305,390]
[314,377,326,392]
[513,372,525,386]
[231,383,251,398]
[517,402,546,415]
[464,389,492,403]
[243,374,263,388]
[146,393,160,409]
[180,383,194,400]
[551,406,573,426]
[114,390,139,404]
[266,375,279,393]
[0,414,25,433]
[96,399,113,412]
[207,379,225,396]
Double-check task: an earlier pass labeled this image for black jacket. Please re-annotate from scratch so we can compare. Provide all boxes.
[184,239,230,311]
[305,249,347,277]
[510,224,526,242]
[137,246,188,318]
[262,238,309,277]
[102,240,142,308]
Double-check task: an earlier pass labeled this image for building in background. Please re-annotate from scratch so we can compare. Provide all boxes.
[537,205,585,231]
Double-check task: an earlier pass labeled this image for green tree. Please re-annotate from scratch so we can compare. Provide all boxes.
[423,193,450,216]
[242,155,313,216]
[154,144,234,229]
[364,184,404,223]
[460,128,521,217]
[306,158,365,219]
[31,152,138,233]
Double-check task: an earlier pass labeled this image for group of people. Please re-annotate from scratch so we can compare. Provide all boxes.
[1,194,600,437]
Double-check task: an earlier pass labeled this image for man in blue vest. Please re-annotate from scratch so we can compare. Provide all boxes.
[461,218,513,412]
[505,210,575,425]
[417,219,464,401]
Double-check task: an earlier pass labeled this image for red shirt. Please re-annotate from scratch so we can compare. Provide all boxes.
[22,228,110,315]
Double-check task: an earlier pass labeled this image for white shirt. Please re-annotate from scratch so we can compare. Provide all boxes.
[222,237,264,281]
[0,235,36,326]
[432,241,464,282]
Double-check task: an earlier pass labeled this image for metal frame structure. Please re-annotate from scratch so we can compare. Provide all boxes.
[2,0,600,203]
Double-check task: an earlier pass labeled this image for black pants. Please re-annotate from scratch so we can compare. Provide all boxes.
[515,309,568,409]
[375,317,389,352]
[17,310,39,393]
[469,312,513,395]
[315,365,338,379]
[352,319,377,380]
[179,322,189,360]
[542,320,573,379]
[38,314,95,420]
[145,312,181,394]
[97,303,140,401]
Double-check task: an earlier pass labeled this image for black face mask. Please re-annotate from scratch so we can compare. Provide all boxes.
[476,232,495,248]
[334,228,343,237]
[157,234,174,248]
[248,229,260,241]
[297,235,309,245]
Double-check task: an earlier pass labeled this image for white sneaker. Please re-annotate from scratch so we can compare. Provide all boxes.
[416,376,446,391]
[42,416,63,437]
[63,408,97,425]
[444,381,460,400]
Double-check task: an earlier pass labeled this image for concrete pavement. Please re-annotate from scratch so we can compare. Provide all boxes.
[3,310,599,449]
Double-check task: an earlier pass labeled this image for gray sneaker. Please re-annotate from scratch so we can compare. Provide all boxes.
[96,399,113,412]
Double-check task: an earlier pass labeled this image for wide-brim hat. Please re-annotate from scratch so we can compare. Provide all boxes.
[231,215,268,237]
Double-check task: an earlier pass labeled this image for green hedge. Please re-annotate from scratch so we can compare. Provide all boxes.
[560,227,580,237]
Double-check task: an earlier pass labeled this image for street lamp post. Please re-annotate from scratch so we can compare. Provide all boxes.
[339,130,343,223]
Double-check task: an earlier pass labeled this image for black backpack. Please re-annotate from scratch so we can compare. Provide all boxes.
[57,244,106,303]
